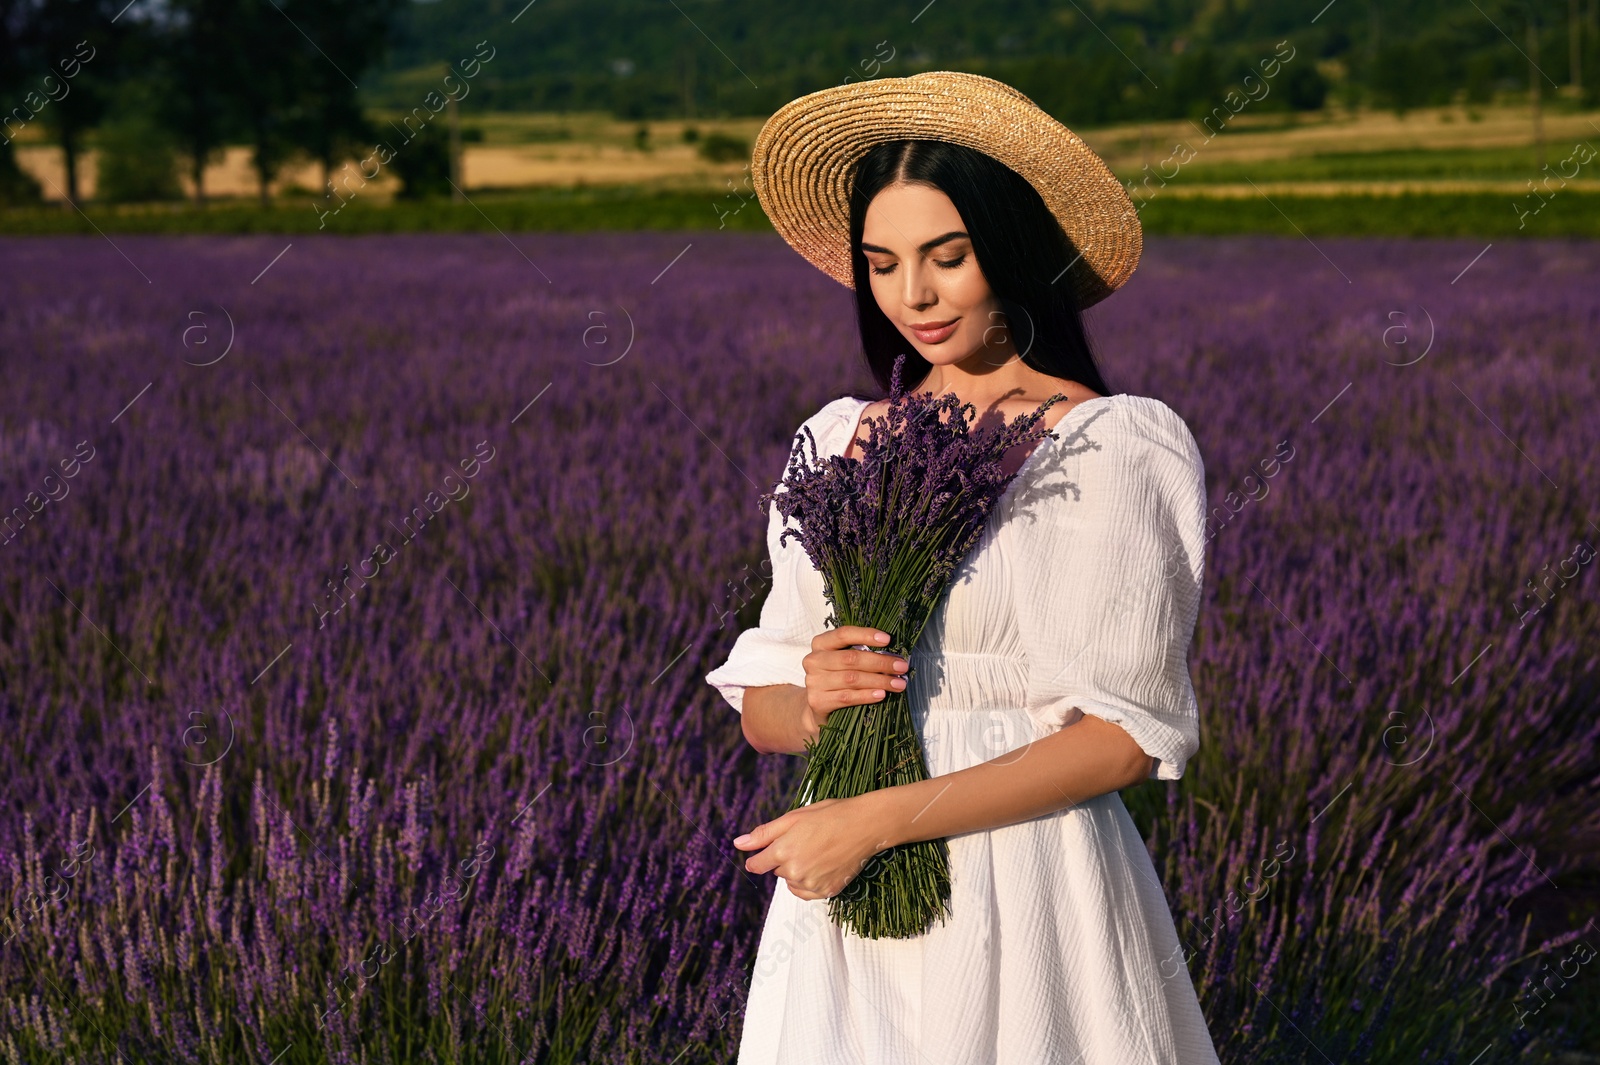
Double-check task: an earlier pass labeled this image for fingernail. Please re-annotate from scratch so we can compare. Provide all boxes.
[873,631,889,643]
[892,660,908,671]
[732,834,751,846]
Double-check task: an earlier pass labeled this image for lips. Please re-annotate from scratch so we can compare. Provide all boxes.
[908,318,959,343]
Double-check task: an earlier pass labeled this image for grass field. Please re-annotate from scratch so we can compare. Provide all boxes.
[4,101,1597,236]
[2,186,1597,238]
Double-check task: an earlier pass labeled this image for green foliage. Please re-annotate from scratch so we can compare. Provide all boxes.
[1465,54,1499,104]
[0,147,42,207]
[1371,41,1451,116]
[4,188,1599,237]
[387,121,453,200]
[95,118,184,204]
[371,0,1596,122]
[1279,62,1328,111]
[1132,191,1600,237]
[93,84,184,204]
[696,132,748,163]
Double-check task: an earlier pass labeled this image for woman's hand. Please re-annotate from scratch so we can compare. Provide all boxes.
[800,625,910,737]
[732,795,895,902]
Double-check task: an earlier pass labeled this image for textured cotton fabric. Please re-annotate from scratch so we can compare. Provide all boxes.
[705,393,1220,1065]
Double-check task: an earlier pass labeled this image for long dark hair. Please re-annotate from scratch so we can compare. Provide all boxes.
[846,139,1115,400]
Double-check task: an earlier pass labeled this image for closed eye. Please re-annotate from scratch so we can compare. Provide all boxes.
[869,255,967,277]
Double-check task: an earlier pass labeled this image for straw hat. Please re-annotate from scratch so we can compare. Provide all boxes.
[750,70,1141,310]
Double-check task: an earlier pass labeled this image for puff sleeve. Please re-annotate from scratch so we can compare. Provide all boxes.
[704,399,859,713]
[704,494,814,713]
[1010,397,1207,781]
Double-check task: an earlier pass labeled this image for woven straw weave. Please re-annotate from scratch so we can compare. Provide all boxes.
[750,70,1142,310]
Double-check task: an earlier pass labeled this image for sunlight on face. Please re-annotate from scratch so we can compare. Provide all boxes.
[860,182,1015,370]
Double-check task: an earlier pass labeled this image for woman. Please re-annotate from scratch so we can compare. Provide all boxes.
[705,71,1218,1065]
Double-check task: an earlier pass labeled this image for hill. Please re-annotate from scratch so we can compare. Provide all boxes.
[371,0,1600,123]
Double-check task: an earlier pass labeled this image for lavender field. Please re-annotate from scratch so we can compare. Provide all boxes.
[1,230,1597,1064]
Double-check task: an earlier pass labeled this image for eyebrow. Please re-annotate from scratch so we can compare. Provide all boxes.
[858,230,969,255]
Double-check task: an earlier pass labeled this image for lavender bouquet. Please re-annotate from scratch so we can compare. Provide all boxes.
[761,354,1064,939]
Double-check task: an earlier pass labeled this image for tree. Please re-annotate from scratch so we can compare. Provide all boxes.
[282,0,406,196]
[152,0,236,206]
[95,75,182,203]
[228,0,308,208]
[0,0,44,205]
[1371,40,1447,116]
[1281,61,1328,110]
[388,118,451,199]
[26,0,126,204]
[148,0,406,207]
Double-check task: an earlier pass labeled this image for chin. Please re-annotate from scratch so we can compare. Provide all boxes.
[923,344,977,364]
[905,335,969,360]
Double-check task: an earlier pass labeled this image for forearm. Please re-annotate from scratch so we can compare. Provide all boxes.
[740,683,819,756]
[869,715,1153,848]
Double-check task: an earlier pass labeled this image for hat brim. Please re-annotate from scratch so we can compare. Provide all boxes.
[750,70,1142,310]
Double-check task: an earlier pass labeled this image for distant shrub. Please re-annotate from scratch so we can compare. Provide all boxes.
[1281,62,1327,111]
[388,120,453,199]
[696,131,748,163]
[94,112,185,204]
[0,147,42,207]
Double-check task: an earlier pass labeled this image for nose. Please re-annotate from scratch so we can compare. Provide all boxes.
[901,260,935,310]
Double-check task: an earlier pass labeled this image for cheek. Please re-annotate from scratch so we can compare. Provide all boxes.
[869,276,895,314]
[945,270,994,317]
[871,278,915,332]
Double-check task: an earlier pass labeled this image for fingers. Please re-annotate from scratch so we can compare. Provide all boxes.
[825,686,899,710]
[741,834,790,876]
[802,627,911,722]
[814,625,893,651]
[805,671,907,724]
[733,819,779,875]
[813,628,909,683]
[824,646,910,691]
[818,662,909,726]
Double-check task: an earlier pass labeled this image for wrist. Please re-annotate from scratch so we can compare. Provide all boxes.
[852,785,911,852]
[793,692,821,750]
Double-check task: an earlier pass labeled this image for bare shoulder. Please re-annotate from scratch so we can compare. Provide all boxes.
[853,397,892,425]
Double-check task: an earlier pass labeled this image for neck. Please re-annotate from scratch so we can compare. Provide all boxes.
[917,341,1033,401]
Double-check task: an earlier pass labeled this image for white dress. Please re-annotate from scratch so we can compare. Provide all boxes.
[705,392,1220,1065]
